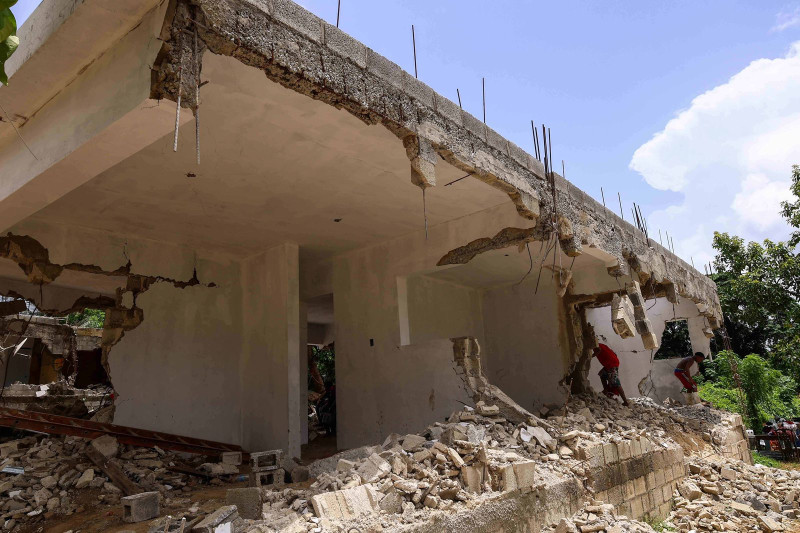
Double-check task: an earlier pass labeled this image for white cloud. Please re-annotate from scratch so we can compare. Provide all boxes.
[630,42,800,266]
[773,6,800,32]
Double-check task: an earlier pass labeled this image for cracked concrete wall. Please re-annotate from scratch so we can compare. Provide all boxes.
[586,297,711,403]
[0,220,307,449]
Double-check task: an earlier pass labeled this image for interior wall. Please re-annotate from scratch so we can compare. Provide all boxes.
[405,274,485,346]
[481,272,570,411]
[586,296,711,403]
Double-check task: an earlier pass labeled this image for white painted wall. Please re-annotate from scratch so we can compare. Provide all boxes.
[587,296,710,403]
[482,272,569,411]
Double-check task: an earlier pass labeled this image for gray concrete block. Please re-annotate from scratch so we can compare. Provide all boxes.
[192,505,238,533]
[323,23,367,68]
[271,0,323,43]
[220,451,242,466]
[250,449,282,472]
[402,72,435,109]
[226,487,262,520]
[462,111,486,142]
[252,468,285,489]
[366,48,403,90]
[434,93,462,126]
[485,126,508,155]
[121,491,159,523]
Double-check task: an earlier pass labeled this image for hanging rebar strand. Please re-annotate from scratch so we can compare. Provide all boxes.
[193,27,200,165]
[422,188,428,239]
[456,88,462,110]
[482,77,486,124]
[336,0,341,27]
[617,192,624,221]
[173,47,185,153]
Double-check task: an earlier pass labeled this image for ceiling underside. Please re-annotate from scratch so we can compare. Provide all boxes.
[24,52,511,262]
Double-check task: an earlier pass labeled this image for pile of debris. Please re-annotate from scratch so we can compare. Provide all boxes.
[0,433,243,531]
[544,502,657,533]
[0,381,112,418]
[664,457,800,532]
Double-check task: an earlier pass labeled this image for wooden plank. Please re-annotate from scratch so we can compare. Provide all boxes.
[85,445,141,496]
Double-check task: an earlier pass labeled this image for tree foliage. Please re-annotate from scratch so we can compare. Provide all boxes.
[698,351,800,428]
[654,320,692,360]
[66,309,106,329]
[711,165,800,382]
[0,0,19,85]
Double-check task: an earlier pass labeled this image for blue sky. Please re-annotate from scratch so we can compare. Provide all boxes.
[10,0,800,266]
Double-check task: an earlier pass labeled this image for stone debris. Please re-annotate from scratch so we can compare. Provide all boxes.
[0,432,242,530]
[0,391,766,532]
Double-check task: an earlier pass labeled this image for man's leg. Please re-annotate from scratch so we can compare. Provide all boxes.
[675,370,694,391]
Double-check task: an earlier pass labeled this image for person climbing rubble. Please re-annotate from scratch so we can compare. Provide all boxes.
[593,343,628,406]
[674,352,705,393]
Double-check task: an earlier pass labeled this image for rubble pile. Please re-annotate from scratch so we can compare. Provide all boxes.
[664,457,800,532]
[0,433,241,530]
[544,502,657,533]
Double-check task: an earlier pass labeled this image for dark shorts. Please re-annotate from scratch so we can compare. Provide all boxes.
[599,366,622,393]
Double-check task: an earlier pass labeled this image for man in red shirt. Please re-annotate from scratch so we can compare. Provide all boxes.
[594,343,629,406]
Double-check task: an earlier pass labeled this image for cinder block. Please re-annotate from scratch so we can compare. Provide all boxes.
[252,468,285,489]
[646,472,656,490]
[226,487,262,520]
[221,451,242,466]
[618,501,632,518]
[250,450,282,472]
[323,23,367,68]
[617,441,632,461]
[271,0,324,42]
[662,484,673,503]
[655,468,666,487]
[631,496,644,518]
[608,485,624,506]
[603,443,619,465]
[497,464,517,492]
[634,476,646,496]
[192,505,238,533]
[512,461,536,492]
[366,49,403,89]
[122,491,159,523]
[624,479,636,500]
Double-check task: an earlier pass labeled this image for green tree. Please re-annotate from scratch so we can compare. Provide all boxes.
[0,0,19,85]
[66,309,106,329]
[710,165,800,381]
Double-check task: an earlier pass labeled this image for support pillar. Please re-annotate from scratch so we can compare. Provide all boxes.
[241,243,301,457]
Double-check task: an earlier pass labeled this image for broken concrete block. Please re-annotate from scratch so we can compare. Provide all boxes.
[476,401,500,416]
[512,461,536,491]
[461,465,483,493]
[337,459,356,473]
[226,487,262,520]
[528,426,556,451]
[611,293,636,339]
[75,468,95,489]
[252,469,285,489]
[379,491,403,514]
[496,464,517,492]
[310,484,380,520]
[758,515,785,532]
[250,449,282,472]
[720,467,737,481]
[192,505,238,533]
[356,453,391,483]
[446,447,465,468]
[122,491,160,523]
[220,451,242,466]
[90,435,119,460]
[290,465,309,483]
[678,481,702,501]
[400,434,426,451]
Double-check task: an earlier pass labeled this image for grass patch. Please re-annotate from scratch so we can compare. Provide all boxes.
[642,515,676,532]
[752,451,781,468]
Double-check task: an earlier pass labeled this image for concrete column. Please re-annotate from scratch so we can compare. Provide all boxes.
[299,302,309,446]
[241,243,301,457]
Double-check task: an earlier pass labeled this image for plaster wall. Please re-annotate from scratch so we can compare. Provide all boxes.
[482,273,570,411]
[241,244,302,457]
[587,297,711,403]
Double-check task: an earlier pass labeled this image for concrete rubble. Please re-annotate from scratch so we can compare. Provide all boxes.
[0,392,777,532]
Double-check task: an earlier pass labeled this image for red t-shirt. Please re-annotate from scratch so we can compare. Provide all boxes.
[596,343,619,368]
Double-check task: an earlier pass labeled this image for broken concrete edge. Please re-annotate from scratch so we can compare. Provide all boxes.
[0,232,216,380]
[148,0,721,325]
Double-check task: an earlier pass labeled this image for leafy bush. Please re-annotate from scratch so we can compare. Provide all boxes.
[0,0,19,85]
[751,452,780,468]
[699,350,800,428]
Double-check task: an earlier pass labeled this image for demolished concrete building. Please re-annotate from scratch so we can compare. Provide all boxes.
[0,0,722,463]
